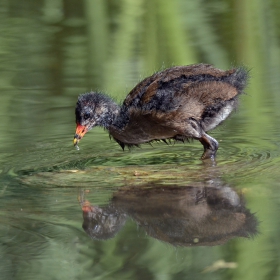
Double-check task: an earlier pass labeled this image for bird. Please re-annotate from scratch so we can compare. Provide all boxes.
[74,64,249,160]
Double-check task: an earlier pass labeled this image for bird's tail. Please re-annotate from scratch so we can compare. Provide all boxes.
[225,67,250,93]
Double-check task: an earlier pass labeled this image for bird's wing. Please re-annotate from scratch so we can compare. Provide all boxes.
[123,64,248,122]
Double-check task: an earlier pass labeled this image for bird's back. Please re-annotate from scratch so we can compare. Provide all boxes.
[122,64,248,129]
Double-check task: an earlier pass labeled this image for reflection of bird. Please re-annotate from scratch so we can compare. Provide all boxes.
[81,185,258,246]
[74,64,248,159]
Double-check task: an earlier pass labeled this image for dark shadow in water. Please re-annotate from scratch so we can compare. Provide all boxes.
[79,181,258,247]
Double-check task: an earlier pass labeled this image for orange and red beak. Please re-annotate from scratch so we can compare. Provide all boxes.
[74,123,88,146]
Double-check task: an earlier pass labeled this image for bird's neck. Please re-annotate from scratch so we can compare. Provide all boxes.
[101,101,121,130]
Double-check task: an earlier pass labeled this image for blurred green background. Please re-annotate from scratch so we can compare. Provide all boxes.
[1,0,280,157]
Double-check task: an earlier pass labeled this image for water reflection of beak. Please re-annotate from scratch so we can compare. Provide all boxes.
[74,123,88,146]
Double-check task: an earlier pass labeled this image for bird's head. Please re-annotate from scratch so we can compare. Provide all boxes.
[74,92,119,148]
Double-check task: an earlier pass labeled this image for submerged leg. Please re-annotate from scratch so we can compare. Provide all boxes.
[199,133,219,160]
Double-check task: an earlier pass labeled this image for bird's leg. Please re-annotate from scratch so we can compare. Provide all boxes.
[199,133,219,160]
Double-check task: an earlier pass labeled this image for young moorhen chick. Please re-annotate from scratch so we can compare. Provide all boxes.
[74,64,248,159]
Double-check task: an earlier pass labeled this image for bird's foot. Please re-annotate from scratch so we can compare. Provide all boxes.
[199,134,219,160]
[201,149,216,160]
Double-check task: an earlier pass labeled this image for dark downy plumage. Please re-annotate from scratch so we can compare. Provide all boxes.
[74,64,249,159]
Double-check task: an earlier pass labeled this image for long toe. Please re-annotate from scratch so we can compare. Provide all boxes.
[199,134,219,160]
[201,149,217,160]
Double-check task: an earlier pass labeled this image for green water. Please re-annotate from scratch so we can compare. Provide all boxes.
[1,1,280,279]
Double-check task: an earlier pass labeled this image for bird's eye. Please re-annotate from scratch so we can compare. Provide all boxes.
[84,112,91,120]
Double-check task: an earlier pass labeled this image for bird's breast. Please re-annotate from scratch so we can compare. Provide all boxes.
[109,113,180,144]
